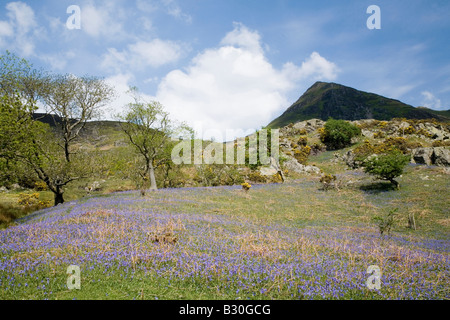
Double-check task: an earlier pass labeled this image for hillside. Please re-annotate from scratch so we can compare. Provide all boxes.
[268,82,450,128]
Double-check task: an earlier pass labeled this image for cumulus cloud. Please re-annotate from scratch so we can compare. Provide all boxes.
[0,1,41,56]
[282,52,339,82]
[102,39,185,73]
[421,91,442,110]
[155,24,339,141]
[81,2,124,38]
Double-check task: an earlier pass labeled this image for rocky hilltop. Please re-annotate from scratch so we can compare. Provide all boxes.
[258,117,450,179]
[268,82,450,128]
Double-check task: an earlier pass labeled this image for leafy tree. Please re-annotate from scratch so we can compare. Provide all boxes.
[119,91,192,193]
[42,74,115,162]
[362,149,409,189]
[320,119,361,150]
[0,52,115,205]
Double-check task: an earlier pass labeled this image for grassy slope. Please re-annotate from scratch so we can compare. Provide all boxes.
[0,162,448,300]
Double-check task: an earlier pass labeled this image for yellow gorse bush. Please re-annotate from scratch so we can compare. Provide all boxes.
[241,182,252,191]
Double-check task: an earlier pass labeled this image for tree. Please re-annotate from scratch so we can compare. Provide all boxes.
[320,119,361,150]
[362,150,409,189]
[119,93,191,193]
[42,74,115,162]
[0,52,115,205]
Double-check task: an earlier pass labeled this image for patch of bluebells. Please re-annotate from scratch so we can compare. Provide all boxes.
[1,185,449,299]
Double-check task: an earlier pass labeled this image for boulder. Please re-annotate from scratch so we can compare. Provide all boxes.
[259,157,283,177]
[411,147,434,166]
[260,167,278,176]
[432,147,450,166]
[10,183,21,190]
[410,147,450,166]
[342,150,363,169]
[283,158,321,175]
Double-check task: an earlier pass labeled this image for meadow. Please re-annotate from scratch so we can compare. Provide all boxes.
[0,163,448,300]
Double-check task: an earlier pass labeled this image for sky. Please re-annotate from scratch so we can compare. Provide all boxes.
[1,0,449,141]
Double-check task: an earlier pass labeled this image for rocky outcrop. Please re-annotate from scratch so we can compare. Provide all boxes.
[411,147,450,166]
[432,147,450,166]
[283,158,321,175]
[411,148,434,166]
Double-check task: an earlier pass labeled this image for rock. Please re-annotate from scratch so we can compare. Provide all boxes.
[411,147,450,167]
[0,186,8,192]
[433,147,450,166]
[342,150,363,169]
[361,129,374,139]
[283,158,321,175]
[260,166,278,176]
[10,183,21,190]
[411,147,434,166]
[260,157,283,177]
[85,180,103,193]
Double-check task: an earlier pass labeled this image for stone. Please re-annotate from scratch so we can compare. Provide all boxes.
[361,129,374,139]
[411,147,434,166]
[432,147,450,166]
[260,167,278,176]
[410,147,450,167]
[260,157,283,177]
[283,158,321,175]
[10,183,21,190]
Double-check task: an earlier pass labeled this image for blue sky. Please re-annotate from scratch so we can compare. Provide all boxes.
[1,0,449,140]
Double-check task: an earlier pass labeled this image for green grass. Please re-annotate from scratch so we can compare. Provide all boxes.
[1,164,448,300]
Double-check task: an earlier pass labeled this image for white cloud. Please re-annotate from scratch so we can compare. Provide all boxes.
[282,51,339,82]
[220,22,263,54]
[103,73,158,120]
[0,1,41,56]
[421,91,442,110]
[155,24,339,141]
[6,1,37,33]
[81,2,124,38]
[102,39,185,72]
[161,0,192,24]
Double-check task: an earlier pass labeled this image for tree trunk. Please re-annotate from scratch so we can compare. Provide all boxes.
[148,161,157,191]
[408,212,416,230]
[54,190,64,206]
[390,179,399,190]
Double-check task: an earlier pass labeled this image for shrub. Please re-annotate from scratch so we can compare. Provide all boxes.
[293,146,311,164]
[432,140,450,147]
[373,131,385,139]
[378,121,388,129]
[372,208,397,237]
[320,119,361,150]
[297,136,308,147]
[319,173,337,191]
[34,181,48,191]
[247,171,266,183]
[17,193,40,206]
[241,182,251,191]
[402,126,416,135]
[362,150,410,189]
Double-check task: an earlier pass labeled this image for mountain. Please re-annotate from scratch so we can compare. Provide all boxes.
[268,82,450,128]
